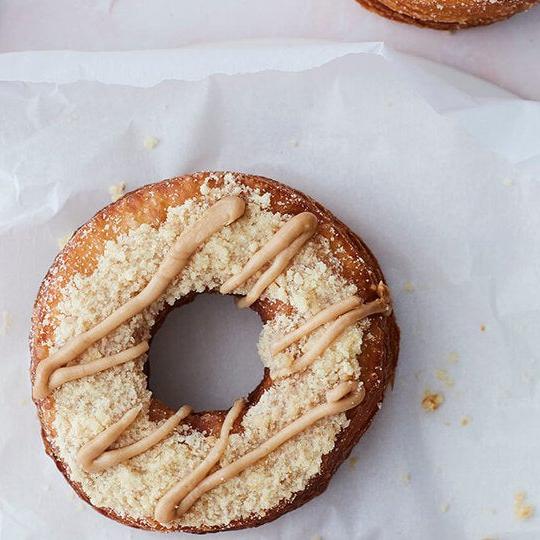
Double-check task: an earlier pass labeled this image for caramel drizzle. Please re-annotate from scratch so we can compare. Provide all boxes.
[273,282,392,379]
[32,196,246,400]
[154,399,246,524]
[77,405,193,473]
[220,212,318,308]
[271,296,362,355]
[48,341,149,391]
[155,381,365,523]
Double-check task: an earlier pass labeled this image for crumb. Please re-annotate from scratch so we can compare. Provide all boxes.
[143,136,159,149]
[516,505,535,520]
[403,281,415,293]
[57,233,72,250]
[348,456,359,470]
[377,401,382,410]
[514,491,535,520]
[0,311,12,336]
[447,351,459,364]
[289,139,300,148]
[401,472,411,485]
[422,392,444,412]
[460,416,471,427]
[502,178,514,187]
[311,535,322,540]
[436,369,454,388]
[440,502,450,513]
[108,182,126,202]
[480,324,486,332]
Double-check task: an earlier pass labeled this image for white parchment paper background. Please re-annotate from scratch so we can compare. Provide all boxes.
[0,42,539,540]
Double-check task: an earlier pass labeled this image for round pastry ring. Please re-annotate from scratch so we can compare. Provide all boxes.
[31,172,399,532]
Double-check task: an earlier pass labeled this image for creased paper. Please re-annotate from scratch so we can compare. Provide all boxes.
[0,43,539,540]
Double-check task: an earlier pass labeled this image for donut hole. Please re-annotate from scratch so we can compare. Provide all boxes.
[147,293,264,412]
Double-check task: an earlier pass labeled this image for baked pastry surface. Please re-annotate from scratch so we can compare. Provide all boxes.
[356,0,539,29]
[30,172,399,532]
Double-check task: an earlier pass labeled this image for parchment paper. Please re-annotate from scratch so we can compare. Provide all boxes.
[1,42,539,540]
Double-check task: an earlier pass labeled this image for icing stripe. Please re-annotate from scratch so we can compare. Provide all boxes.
[169,382,365,520]
[236,230,314,309]
[48,341,149,391]
[220,212,317,308]
[273,283,392,379]
[271,296,361,355]
[154,399,246,524]
[33,196,246,399]
[326,380,358,402]
[77,405,193,474]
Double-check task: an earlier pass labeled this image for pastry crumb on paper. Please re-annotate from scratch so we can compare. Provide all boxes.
[143,136,159,149]
[435,369,454,388]
[460,416,471,427]
[480,324,487,332]
[348,456,359,470]
[400,472,411,485]
[440,502,450,513]
[514,491,535,520]
[57,233,72,249]
[403,280,415,293]
[0,311,12,336]
[422,391,444,411]
[108,182,126,202]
